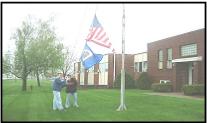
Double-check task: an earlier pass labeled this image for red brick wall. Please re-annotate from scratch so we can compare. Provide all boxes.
[114,54,134,79]
[148,28,205,91]
[108,54,114,88]
[84,69,88,87]
[94,64,99,87]
[134,72,142,81]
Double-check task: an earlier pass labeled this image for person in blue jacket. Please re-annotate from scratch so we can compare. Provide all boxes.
[52,72,66,111]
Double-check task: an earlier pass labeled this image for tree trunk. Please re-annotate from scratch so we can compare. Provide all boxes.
[22,60,27,91]
[36,69,41,87]
[22,77,27,91]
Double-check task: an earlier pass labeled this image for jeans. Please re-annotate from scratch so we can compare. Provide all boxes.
[53,91,64,110]
[65,92,78,107]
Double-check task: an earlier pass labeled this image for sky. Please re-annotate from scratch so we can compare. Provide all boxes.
[2,3,205,58]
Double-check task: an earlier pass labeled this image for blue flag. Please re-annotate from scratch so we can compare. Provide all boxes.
[80,43,103,70]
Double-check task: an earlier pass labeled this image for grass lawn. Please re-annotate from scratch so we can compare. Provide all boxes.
[2,79,205,121]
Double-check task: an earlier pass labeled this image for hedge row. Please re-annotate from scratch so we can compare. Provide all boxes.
[114,72,135,89]
[136,72,152,90]
[114,71,204,95]
[183,84,204,95]
[151,83,173,92]
[114,72,152,89]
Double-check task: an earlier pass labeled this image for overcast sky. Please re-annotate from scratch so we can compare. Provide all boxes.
[3,3,204,57]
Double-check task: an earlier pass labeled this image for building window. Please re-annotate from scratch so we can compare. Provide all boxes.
[181,43,197,57]
[139,62,142,72]
[134,62,140,72]
[134,62,138,72]
[158,50,163,69]
[99,62,108,85]
[167,48,172,69]
[88,66,94,72]
[105,63,108,72]
[134,61,147,72]
[80,64,84,73]
[80,64,84,85]
[75,63,79,73]
[143,61,147,72]
[99,62,108,72]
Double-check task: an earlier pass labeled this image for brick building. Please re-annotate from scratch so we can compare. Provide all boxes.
[74,28,204,92]
[148,28,205,91]
[74,54,134,88]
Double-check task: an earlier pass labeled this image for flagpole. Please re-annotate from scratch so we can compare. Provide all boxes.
[117,4,127,111]
[95,4,98,14]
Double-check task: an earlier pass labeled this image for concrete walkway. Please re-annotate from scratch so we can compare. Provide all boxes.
[144,92,204,100]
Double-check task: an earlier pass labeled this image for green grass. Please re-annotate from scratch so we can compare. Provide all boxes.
[2,79,205,121]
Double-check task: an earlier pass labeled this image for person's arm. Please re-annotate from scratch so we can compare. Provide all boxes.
[74,80,78,88]
[62,79,67,87]
[54,78,62,84]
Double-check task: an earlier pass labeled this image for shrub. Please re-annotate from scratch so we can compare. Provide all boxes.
[136,72,152,90]
[183,84,204,95]
[114,72,135,89]
[151,83,173,92]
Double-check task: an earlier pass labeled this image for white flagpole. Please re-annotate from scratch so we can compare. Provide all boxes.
[117,4,127,111]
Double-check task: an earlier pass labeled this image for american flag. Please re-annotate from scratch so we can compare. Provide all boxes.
[86,15,114,51]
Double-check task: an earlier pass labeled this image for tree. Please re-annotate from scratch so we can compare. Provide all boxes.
[12,20,34,91]
[60,46,78,77]
[136,72,152,90]
[3,52,12,78]
[10,16,65,90]
[27,19,64,87]
[114,72,135,89]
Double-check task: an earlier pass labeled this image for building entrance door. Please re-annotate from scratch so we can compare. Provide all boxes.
[188,62,193,85]
[176,63,188,91]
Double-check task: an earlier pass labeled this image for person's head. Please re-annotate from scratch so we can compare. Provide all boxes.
[67,74,71,78]
[65,74,71,80]
[70,77,77,83]
[57,72,64,78]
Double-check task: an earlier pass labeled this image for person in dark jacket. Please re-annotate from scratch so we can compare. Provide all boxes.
[52,72,66,111]
[65,76,79,108]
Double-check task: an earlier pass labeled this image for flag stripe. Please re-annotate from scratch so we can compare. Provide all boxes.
[102,37,109,43]
[94,28,103,39]
[93,28,102,39]
[97,32,106,40]
[87,28,98,41]
[96,29,104,39]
